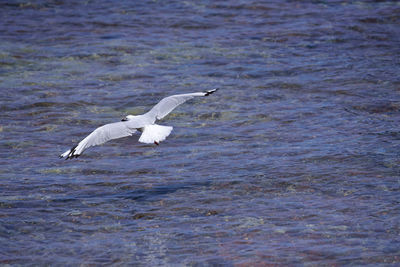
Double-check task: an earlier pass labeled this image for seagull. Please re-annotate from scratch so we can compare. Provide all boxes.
[60,88,218,159]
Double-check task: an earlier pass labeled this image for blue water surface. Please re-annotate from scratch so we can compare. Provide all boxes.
[1,0,400,265]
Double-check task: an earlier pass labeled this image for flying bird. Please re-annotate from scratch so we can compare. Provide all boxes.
[60,88,218,159]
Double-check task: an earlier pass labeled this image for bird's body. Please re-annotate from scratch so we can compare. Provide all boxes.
[60,88,218,159]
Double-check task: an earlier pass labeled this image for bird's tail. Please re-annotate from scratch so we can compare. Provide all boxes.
[138,124,173,144]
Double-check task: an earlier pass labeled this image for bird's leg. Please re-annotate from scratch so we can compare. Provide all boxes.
[154,141,159,145]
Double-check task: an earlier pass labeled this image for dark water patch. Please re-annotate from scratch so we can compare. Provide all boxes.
[100,34,125,40]
[170,20,219,30]
[359,17,388,24]
[46,181,212,204]
[210,3,274,12]
[25,101,58,108]
[99,73,155,82]
[347,25,365,33]
[351,102,400,115]
[376,130,400,140]
[200,60,229,67]
[132,212,156,220]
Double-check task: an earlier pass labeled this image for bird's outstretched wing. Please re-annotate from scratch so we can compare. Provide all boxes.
[145,88,218,121]
[60,88,218,159]
[60,121,137,159]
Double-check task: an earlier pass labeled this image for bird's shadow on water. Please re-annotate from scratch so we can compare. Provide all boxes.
[51,180,212,204]
[116,180,211,202]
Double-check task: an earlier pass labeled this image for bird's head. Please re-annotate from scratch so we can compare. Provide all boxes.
[121,115,136,121]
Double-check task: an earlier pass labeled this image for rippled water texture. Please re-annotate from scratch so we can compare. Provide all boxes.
[1,0,400,265]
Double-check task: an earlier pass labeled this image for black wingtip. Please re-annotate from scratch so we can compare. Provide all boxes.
[204,88,219,96]
[66,153,80,160]
[62,145,79,160]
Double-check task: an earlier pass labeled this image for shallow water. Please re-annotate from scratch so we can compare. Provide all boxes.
[1,0,400,265]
